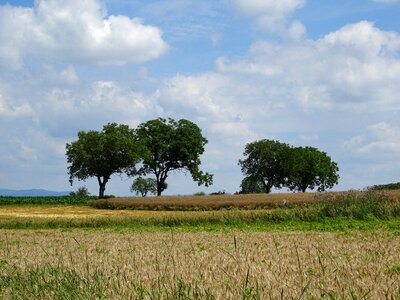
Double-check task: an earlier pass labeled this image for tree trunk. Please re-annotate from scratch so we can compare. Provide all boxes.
[157,183,162,196]
[97,176,109,198]
[156,172,168,196]
[157,181,163,196]
[262,179,272,194]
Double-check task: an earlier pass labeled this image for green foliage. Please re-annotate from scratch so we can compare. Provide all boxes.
[286,146,339,192]
[0,265,256,300]
[0,266,108,299]
[0,196,94,205]
[193,192,206,196]
[69,186,90,197]
[239,176,265,194]
[209,190,226,195]
[136,118,213,196]
[368,182,400,190]
[130,177,157,197]
[311,191,400,220]
[238,140,291,193]
[66,123,141,198]
[384,264,400,276]
[239,140,339,193]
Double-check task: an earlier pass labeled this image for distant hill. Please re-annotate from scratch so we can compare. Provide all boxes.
[0,188,70,197]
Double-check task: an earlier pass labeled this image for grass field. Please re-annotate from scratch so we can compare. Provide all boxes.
[1,191,399,298]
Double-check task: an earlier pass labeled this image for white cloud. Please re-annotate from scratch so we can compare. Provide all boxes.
[217,21,400,112]
[0,0,168,69]
[230,0,305,20]
[323,21,400,58]
[157,72,263,149]
[0,86,34,118]
[344,122,400,156]
[229,0,306,37]
[216,57,283,76]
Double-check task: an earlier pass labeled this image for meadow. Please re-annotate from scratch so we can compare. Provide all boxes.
[0,191,400,299]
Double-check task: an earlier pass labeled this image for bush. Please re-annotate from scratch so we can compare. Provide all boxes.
[368,182,400,191]
[193,192,206,196]
[69,186,90,197]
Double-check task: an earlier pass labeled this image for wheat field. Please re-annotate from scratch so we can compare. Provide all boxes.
[1,230,399,299]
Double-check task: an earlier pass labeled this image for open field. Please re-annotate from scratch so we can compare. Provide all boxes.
[1,230,399,299]
[89,190,400,211]
[0,190,399,231]
[1,191,399,298]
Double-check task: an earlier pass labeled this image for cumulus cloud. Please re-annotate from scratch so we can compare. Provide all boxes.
[0,0,168,69]
[217,21,400,112]
[344,122,400,156]
[157,73,259,145]
[229,0,306,38]
[34,80,161,138]
[0,85,34,118]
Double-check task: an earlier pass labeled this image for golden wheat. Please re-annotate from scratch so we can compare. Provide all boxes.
[1,230,399,299]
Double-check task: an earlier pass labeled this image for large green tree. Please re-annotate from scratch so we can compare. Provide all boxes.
[286,146,339,192]
[66,123,140,198]
[238,139,291,193]
[136,118,213,196]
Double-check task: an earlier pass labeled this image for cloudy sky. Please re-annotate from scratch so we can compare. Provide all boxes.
[1,0,400,196]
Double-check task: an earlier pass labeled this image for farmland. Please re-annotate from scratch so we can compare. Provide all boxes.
[1,230,399,299]
[0,191,400,298]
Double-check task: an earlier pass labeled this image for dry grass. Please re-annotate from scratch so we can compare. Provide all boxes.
[0,230,399,299]
[93,192,318,210]
[90,190,400,211]
[0,205,162,219]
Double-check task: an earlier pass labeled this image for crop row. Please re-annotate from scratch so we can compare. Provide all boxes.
[0,196,96,205]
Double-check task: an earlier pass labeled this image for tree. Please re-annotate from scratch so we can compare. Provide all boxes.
[131,177,157,197]
[69,186,90,197]
[66,123,141,198]
[136,118,213,196]
[238,140,291,193]
[286,146,339,192]
[239,176,265,194]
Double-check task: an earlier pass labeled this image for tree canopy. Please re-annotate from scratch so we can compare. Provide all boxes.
[238,139,290,193]
[239,140,339,193]
[286,146,339,192]
[239,176,265,194]
[131,177,157,197]
[66,123,141,198]
[136,118,213,196]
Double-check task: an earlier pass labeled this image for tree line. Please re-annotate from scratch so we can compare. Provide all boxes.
[66,118,339,198]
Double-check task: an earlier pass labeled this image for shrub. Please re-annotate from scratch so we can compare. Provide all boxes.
[69,186,90,197]
[193,192,206,196]
[368,182,400,191]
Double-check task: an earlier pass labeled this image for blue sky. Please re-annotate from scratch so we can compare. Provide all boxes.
[0,0,399,195]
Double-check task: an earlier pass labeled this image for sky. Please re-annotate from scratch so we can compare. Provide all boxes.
[0,0,400,196]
